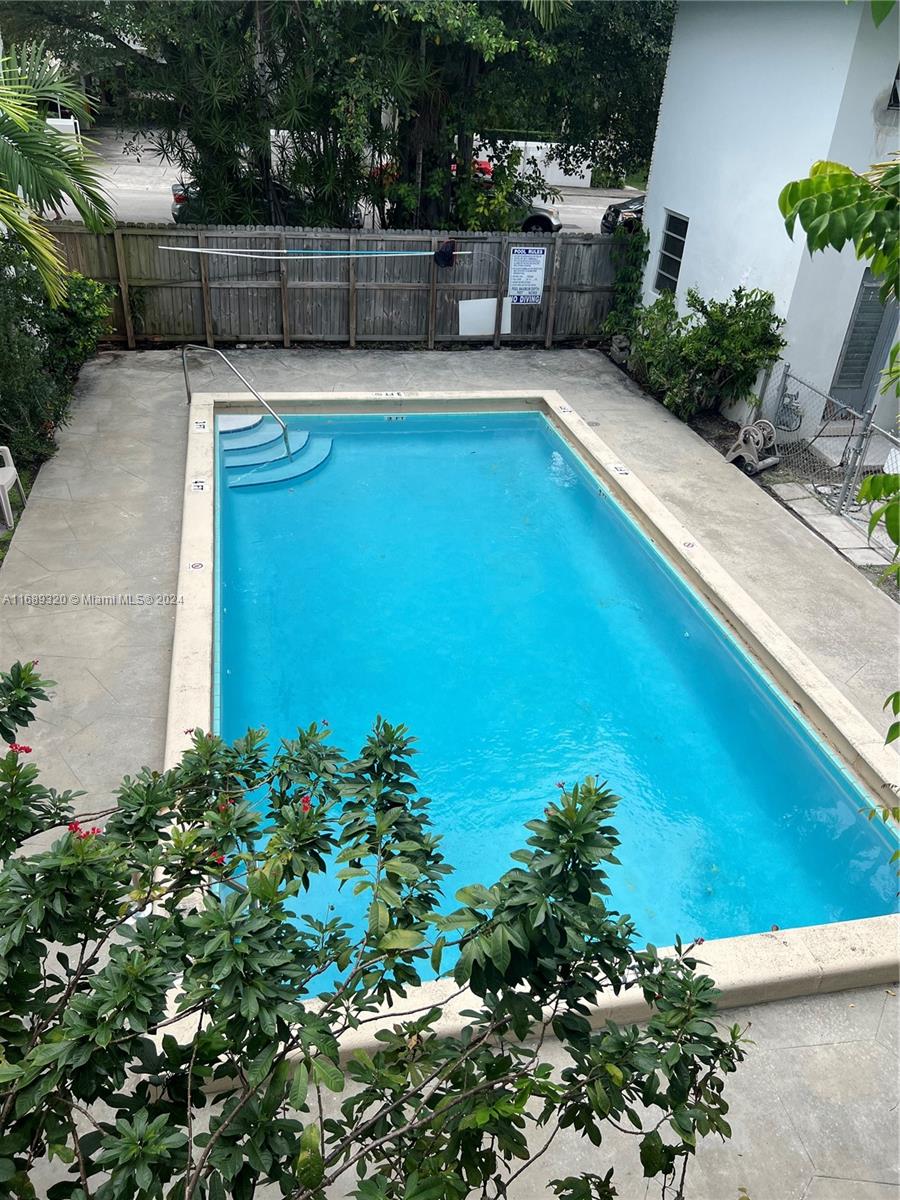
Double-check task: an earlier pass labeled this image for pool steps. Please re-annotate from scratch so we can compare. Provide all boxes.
[220,417,332,488]
[219,421,286,453]
[217,414,262,434]
[224,430,310,469]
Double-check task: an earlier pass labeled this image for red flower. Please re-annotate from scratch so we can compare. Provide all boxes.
[555,780,565,789]
[183,728,195,735]
[210,852,225,865]
[9,744,32,754]
[71,823,101,840]
[31,659,39,667]
[696,937,705,945]
[301,793,312,814]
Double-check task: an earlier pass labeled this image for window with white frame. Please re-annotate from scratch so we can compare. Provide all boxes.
[654,211,689,293]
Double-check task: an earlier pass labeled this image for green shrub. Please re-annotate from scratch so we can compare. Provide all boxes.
[0,242,66,467]
[679,287,787,413]
[43,272,115,383]
[628,289,688,395]
[629,286,786,420]
[0,240,113,469]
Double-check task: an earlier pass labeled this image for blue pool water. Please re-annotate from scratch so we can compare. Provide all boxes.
[216,411,896,948]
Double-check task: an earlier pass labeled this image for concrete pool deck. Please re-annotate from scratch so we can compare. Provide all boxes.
[0,347,897,1197]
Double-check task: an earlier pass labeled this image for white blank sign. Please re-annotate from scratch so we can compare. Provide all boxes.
[458,297,512,337]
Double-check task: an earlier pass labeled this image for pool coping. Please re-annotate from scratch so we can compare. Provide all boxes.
[164,389,899,1021]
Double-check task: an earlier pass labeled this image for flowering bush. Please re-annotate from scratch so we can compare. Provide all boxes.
[0,662,745,1200]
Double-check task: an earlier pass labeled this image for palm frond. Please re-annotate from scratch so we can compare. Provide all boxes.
[521,0,573,31]
[0,188,66,304]
[0,42,95,124]
[0,81,35,128]
[0,116,114,229]
[0,42,113,298]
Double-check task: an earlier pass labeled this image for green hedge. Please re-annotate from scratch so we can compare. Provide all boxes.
[0,238,114,470]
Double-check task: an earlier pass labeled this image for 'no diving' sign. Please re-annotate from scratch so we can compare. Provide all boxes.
[508,246,546,304]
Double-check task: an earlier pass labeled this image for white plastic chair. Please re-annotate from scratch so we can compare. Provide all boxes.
[0,447,26,530]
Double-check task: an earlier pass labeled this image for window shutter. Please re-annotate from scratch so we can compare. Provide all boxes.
[833,277,888,390]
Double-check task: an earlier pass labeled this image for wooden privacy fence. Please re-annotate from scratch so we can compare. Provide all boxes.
[53,224,616,349]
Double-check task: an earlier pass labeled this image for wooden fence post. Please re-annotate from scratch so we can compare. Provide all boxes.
[197,232,214,347]
[279,234,291,348]
[544,234,562,350]
[492,233,508,350]
[348,233,357,348]
[427,235,439,350]
[112,228,136,350]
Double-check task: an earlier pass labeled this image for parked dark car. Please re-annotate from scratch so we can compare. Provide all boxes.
[600,193,646,235]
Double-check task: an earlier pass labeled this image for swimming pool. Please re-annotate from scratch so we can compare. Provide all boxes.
[215,409,896,949]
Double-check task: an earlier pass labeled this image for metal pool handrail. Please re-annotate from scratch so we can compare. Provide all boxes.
[181,344,291,458]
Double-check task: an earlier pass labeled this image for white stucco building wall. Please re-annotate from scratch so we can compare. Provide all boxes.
[641,0,899,424]
[785,6,899,399]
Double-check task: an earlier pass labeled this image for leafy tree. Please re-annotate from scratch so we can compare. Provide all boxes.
[0,43,113,302]
[779,147,899,848]
[777,156,899,569]
[855,469,899,853]
[778,157,899,304]
[0,662,744,1199]
[856,471,900,588]
[0,2,674,230]
[779,153,898,393]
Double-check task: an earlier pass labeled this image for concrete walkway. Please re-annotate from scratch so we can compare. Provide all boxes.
[0,347,897,1197]
[768,481,895,570]
[0,352,187,810]
[529,983,898,1200]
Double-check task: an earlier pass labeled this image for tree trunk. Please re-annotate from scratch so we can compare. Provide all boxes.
[253,0,278,224]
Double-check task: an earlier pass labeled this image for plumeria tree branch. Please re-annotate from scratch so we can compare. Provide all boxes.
[0,664,745,1199]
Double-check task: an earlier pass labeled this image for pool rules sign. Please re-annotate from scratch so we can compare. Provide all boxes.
[508,246,547,304]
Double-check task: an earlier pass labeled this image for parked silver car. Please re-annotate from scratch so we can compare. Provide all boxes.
[521,200,562,234]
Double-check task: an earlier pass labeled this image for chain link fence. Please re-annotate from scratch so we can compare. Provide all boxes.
[756,361,900,531]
